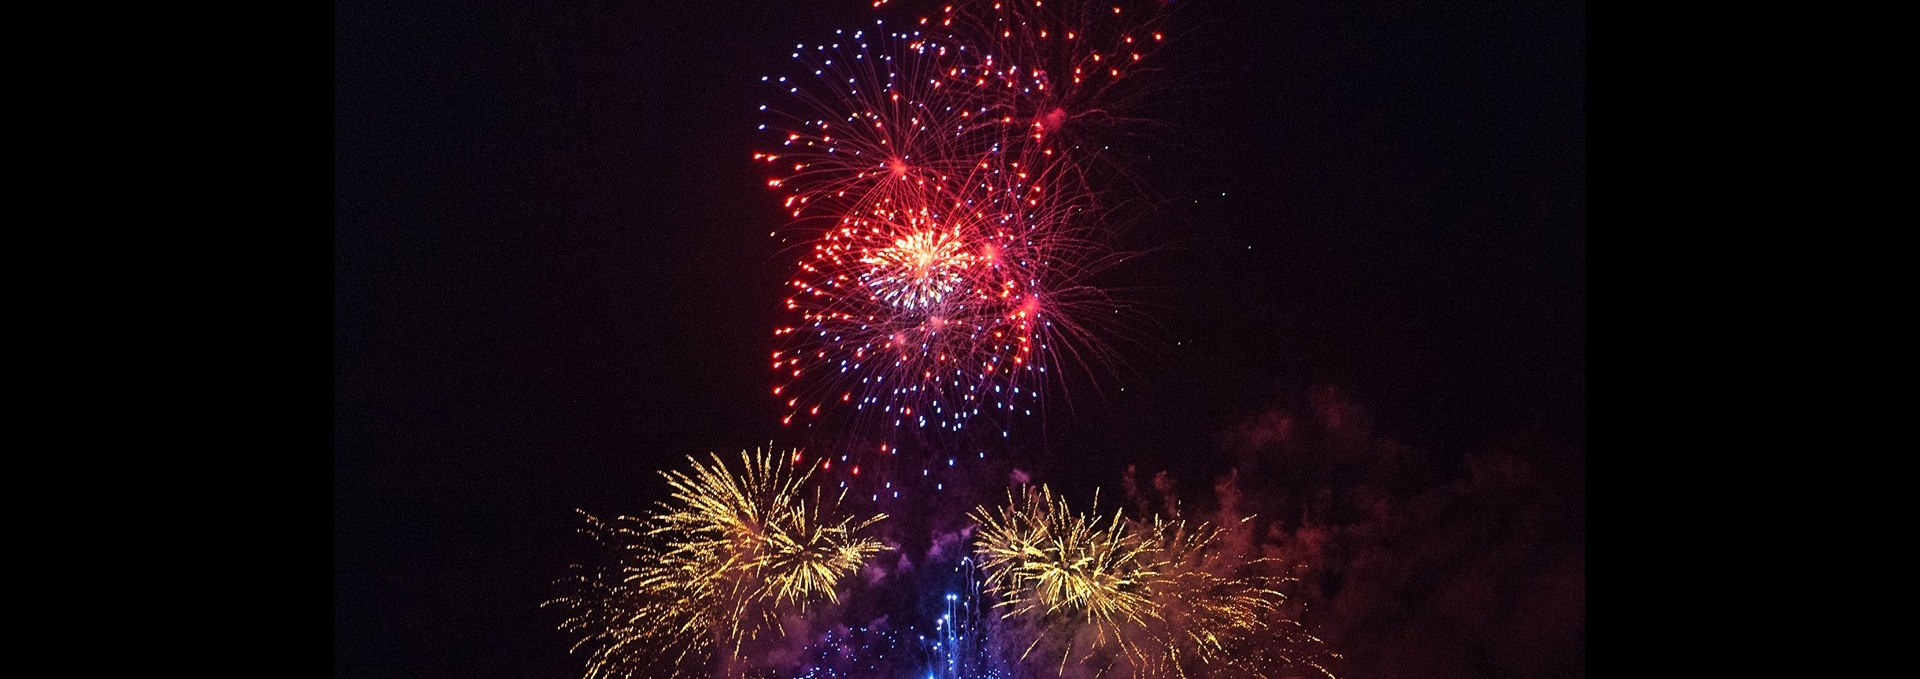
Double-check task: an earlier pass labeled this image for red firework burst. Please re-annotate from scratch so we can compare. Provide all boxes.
[922,0,1176,154]
[752,6,1159,495]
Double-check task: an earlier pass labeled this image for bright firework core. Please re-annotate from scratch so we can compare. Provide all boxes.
[861,229,976,310]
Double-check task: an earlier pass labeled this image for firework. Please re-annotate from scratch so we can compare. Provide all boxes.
[779,624,909,678]
[769,149,1096,434]
[1131,516,1344,679]
[918,558,1014,678]
[969,485,1340,678]
[755,27,1015,228]
[970,485,1159,674]
[772,559,1011,679]
[921,0,1176,168]
[547,448,889,678]
[756,25,1145,471]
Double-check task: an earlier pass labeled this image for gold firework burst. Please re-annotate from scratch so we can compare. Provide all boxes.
[970,485,1339,678]
[547,447,888,678]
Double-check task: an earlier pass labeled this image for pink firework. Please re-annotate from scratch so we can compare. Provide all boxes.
[753,7,1157,493]
[766,142,1089,437]
[754,25,1016,230]
[921,0,1175,156]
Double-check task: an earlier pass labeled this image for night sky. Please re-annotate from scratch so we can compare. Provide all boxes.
[335,1,1583,677]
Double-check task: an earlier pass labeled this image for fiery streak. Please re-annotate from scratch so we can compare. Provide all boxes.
[546,448,888,678]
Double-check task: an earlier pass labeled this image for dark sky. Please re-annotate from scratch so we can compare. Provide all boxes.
[335,0,1583,677]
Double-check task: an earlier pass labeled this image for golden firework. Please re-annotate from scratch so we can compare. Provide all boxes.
[970,485,1339,678]
[547,447,888,678]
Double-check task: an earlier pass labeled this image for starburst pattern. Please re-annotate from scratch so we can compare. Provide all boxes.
[970,485,1340,678]
[754,4,1157,469]
[547,448,888,678]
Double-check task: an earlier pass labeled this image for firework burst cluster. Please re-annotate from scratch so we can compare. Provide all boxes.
[755,0,1170,466]
[551,3,1345,678]
[549,454,1341,678]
